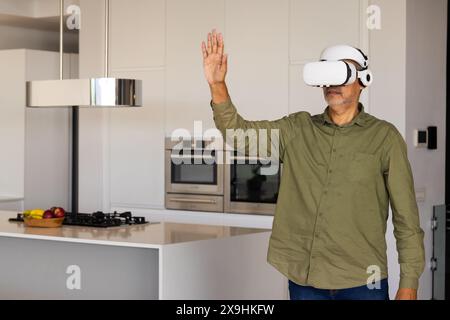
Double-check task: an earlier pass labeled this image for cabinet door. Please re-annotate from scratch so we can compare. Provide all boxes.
[166,0,225,134]
[289,0,364,115]
[290,0,362,63]
[108,69,165,208]
[110,0,165,70]
[225,0,289,121]
[0,50,26,200]
[106,0,166,209]
[0,199,22,212]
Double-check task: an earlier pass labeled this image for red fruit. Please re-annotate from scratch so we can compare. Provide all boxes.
[53,207,65,218]
[43,210,54,219]
[50,207,58,213]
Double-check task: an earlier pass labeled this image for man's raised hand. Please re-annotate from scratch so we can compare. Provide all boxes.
[202,29,228,87]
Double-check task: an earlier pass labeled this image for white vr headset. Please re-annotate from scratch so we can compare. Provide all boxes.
[303,45,373,88]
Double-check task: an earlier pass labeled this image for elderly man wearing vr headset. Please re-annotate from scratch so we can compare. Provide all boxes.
[202,29,424,300]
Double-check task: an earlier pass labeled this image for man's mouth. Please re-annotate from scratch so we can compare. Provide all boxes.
[326,90,341,95]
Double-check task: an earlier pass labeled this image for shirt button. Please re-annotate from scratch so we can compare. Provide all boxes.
[328,169,332,173]
[332,148,336,153]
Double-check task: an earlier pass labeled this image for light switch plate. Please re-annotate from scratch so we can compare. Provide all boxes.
[415,187,426,202]
[414,130,427,148]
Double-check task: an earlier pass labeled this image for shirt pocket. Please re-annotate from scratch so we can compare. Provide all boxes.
[347,152,380,183]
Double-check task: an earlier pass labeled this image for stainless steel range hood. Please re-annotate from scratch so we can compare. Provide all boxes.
[27,78,142,107]
[26,0,142,108]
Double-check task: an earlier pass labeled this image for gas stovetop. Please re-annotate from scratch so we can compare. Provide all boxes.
[64,211,148,228]
[10,211,148,228]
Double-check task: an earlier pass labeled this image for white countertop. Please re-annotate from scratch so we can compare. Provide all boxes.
[114,207,274,229]
[0,211,270,249]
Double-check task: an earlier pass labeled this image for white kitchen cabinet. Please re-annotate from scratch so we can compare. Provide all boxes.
[289,0,362,63]
[78,0,166,212]
[0,49,77,212]
[110,0,165,70]
[165,0,225,134]
[165,0,289,130]
[225,0,289,121]
[108,0,166,209]
[0,212,286,300]
[78,0,370,214]
[108,69,165,209]
[289,0,368,115]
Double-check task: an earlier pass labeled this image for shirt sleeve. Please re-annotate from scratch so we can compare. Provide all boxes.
[210,98,297,161]
[383,125,425,290]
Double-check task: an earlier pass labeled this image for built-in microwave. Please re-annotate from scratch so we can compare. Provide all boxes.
[224,152,281,216]
[165,138,224,212]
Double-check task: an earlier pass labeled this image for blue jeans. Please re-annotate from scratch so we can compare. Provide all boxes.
[289,278,390,300]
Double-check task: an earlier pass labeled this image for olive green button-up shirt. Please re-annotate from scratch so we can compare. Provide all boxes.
[211,98,425,290]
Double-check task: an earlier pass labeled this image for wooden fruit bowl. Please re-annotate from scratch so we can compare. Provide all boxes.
[23,217,64,228]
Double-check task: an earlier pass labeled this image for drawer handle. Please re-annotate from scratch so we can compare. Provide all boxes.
[169,198,217,204]
[230,156,279,164]
[231,156,268,161]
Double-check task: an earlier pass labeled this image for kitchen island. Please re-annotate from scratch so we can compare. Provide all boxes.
[0,211,286,300]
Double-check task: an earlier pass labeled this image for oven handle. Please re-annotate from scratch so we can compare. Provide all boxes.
[168,198,217,204]
[170,154,216,160]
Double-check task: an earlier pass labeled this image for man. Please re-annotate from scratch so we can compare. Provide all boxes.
[201,29,425,300]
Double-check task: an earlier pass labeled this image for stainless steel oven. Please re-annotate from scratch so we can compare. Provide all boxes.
[225,152,281,215]
[165,138,224,212]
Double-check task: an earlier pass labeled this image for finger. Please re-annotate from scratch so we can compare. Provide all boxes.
[207,33,212,54]
[220,54,228,71]
[218,33,224,56]
[201,42,208,59]
[212,29,218,54]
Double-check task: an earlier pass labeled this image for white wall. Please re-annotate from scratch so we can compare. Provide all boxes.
[405,0,447,300]
[76,0,445,299]
[361,0,447,300]
[369,0,408,300]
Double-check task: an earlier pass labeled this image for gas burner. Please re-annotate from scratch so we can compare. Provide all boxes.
[10,211,148,228]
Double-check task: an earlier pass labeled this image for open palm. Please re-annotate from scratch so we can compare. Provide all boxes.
[202,29,228,86]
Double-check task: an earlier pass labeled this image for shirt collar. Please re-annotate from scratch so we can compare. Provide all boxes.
[321,103,367,127]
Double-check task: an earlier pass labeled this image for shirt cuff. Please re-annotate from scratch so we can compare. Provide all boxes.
[399,277,419,290]
[210,98,233,112]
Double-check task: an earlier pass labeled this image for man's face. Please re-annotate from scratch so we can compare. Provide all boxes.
[323,60,363,108]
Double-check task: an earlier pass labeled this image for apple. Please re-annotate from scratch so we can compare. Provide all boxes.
[53,207,65,218]
[50,207,58,213]
[43,210,54,219]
